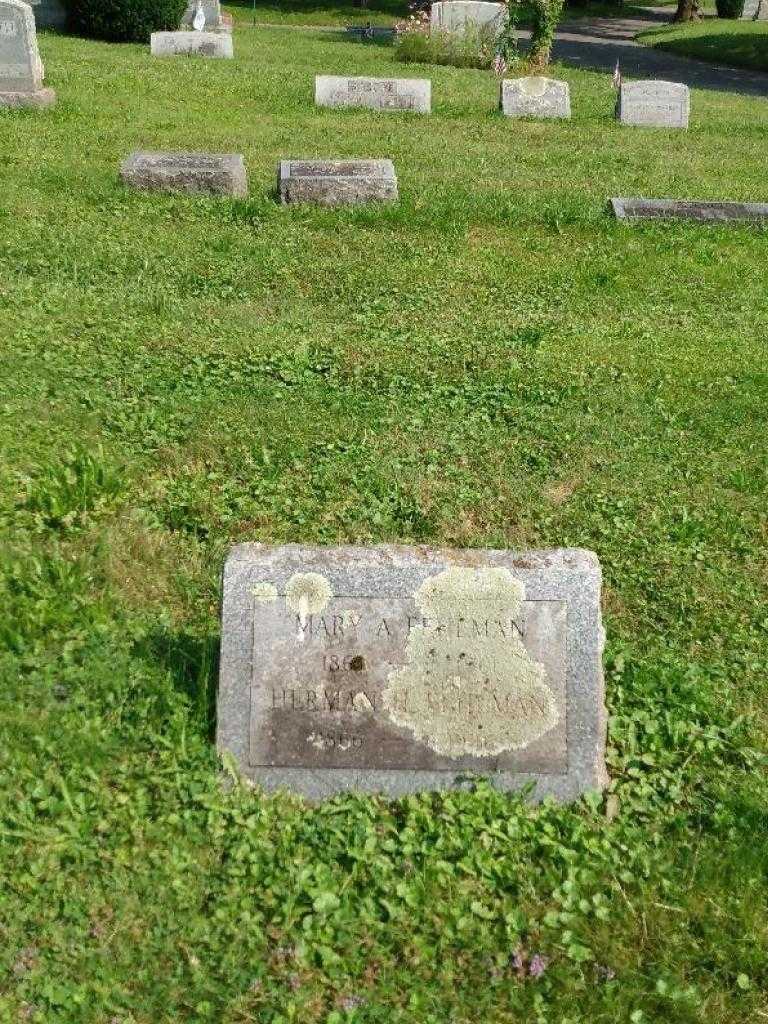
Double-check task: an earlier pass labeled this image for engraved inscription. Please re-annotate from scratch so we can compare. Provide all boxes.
[248,578,567,773]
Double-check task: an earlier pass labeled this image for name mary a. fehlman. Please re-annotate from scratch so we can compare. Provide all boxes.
[293,613,526,643]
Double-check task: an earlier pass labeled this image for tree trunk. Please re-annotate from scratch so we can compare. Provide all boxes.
[672,0,701,21]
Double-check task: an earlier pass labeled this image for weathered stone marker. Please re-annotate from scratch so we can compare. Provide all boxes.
[120,152,247,197]
[150,30,233,57]
[0,0,55,108]
[218,545,607,801]
[180,0,231,32]
[430,0,506,33]
[617,80,689,128]
[612,196,768,224]
[278,159,398,206]
[741,0,768,19]
[28,0,66,30]
[315,75,431,114]
[500,76,570,119]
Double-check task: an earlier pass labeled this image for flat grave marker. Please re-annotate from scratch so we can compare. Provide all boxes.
[0,0,55,108]
[218,544,608,801]
[120,152,247,197]
[617,80,689,128]
[315,75,431,114]
[500,76,570,119]
[612,196,768,224]
[278,159,398,206]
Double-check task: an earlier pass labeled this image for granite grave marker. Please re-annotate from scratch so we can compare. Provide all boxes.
[617,80,689,128]
[611,196,768,224]
[0,0,55,108]
[218,544,608,801]
[180,0,231,33]
[278,159,398,206]
[150,30,233,57]
[430,0,506,34]
[500,76,570,119]
[315,75,431,113]
[120,152,247,197]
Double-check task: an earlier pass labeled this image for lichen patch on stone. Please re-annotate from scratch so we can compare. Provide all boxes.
[251,582,278,603]
[382,567,558,757]
[285,572,332,642]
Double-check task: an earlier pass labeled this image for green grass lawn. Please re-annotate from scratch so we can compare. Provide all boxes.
[1,14,768,1024]
[639,16,768,71]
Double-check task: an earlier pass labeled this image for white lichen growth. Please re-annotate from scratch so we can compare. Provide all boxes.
[382,567,558,757]
[285,571,332,642]
[251,582,278,603]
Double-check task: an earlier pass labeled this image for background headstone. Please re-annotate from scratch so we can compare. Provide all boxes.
[612,196,768,224]
[740,0,768,19]
[28,0,66,30]
[617,80,689,128]
[315,75,431,113]
[120,152,247,197]
[218,544,608,801]
[0,0,55,108]
[500,76,570,119]
[430,0,506,34]
[180,0,231,32]
[150,31,233,57]
[278,159,398,205]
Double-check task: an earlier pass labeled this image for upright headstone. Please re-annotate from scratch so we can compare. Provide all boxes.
[617,80,689,128]
[0,0,55,108]
[28,0,66,30]
[500,76,570,119]
[180,0,231,32]
[315,75,431,113]
[278,159,398,206]
[740,0,768,19]
[150,31,233,57]
[218,544,608,801]
[430,0,506,33]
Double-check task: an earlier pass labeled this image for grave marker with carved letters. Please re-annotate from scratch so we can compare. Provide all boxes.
[218,544,608,801]
[617,80,689,128]
[0,0,55,108]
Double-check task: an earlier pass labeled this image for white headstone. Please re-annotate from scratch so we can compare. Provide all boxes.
[150,30,233,57]
[180,0,229,32]
[315,75,431,113]
[0,0,55,107]
[430,0,506,33]
[617,80,689,128]
[500,77,570,119]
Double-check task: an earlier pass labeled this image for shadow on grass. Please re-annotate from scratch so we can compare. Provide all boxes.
[227,0,407,18]
[148,626,221,741]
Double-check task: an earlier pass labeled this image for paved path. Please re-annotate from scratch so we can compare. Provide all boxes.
[529,7,768,97]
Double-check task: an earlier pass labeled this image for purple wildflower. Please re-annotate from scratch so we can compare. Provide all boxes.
[529,954,550,978]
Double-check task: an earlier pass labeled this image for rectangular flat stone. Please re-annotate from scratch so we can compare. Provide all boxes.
[315,75,430,113]
[217,544,607,802]
[612,197,768,223]
[617,80,689,128]
[120,151,247,197]
[150,30,233,57]
[278,159,398,206]
[500,76,570,119]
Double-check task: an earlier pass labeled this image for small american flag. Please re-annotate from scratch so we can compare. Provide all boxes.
[493,52,507,78]
[612,59,622,90]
